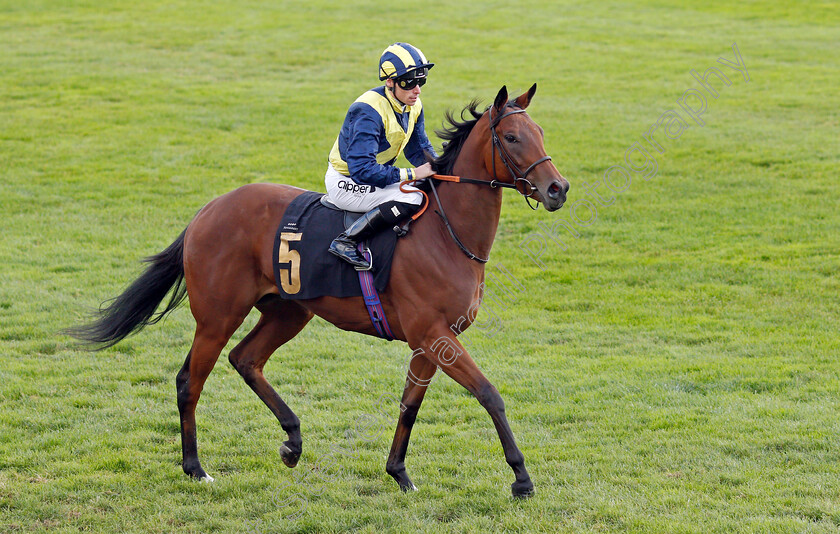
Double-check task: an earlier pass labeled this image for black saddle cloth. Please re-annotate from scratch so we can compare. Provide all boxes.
[273,191,398,300]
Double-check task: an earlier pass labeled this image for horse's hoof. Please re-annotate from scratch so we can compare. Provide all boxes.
[387,465,416,492]
[279,444,299,468]
[183,462,210,481]
[511,480,534,499]
[200,475,215,483]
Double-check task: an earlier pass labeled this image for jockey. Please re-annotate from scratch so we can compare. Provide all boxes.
[325,42,437,270]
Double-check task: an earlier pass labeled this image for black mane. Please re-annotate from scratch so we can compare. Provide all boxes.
[431,99,485,175]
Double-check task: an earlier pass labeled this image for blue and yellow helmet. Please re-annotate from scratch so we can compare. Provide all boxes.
[378,42,434,81]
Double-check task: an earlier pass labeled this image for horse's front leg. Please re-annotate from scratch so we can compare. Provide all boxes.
[414,329,534,498]
[385,352,437,491]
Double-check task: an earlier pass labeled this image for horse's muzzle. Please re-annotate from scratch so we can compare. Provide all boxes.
[543,179,569,211]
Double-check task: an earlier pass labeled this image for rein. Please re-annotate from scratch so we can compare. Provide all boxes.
[431,174,518,189]
[408,104,554,264]
[428,178,489,263]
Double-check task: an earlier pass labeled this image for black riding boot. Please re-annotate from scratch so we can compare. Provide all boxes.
[329,207,391,270]
[329,201,419,270]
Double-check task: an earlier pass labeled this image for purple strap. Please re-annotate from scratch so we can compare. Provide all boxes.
[357,243,395,341]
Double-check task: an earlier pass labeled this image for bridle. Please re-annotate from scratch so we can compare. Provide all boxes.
[488,104,552,210]
[422,104,553,263]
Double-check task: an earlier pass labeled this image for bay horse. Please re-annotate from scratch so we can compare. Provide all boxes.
[68,84,569,498]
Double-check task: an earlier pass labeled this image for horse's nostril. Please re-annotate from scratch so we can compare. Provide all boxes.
[547,183,561,200]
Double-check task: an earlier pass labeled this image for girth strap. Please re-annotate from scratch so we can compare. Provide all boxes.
[357,244,395,340]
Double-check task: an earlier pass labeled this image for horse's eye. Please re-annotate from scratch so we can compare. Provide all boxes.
[504,134,517,143]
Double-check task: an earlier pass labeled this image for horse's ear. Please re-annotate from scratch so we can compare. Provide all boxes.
[493,86,508,112]
[514,83,537,109]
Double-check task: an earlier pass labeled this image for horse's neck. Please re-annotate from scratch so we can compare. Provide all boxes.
[436,143,503,262]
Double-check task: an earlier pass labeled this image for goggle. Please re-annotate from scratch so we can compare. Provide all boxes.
[397,77,427,90]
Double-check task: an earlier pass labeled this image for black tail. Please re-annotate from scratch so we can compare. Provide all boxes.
[65,229,188,349]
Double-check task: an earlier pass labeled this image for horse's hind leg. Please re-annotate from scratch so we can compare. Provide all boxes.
[228,296,313,469]
[176,314,247,481]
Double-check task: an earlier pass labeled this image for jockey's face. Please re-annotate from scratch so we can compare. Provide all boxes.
[386,78,422,107]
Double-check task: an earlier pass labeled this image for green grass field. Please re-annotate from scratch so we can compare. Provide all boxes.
[2,1,839,532]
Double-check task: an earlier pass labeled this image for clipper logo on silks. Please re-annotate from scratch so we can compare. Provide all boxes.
[337,180,375,194]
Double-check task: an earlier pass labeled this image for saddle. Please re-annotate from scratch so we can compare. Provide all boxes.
[272,191,399,301]
[319,196,365,229]
[319,195,413,238]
